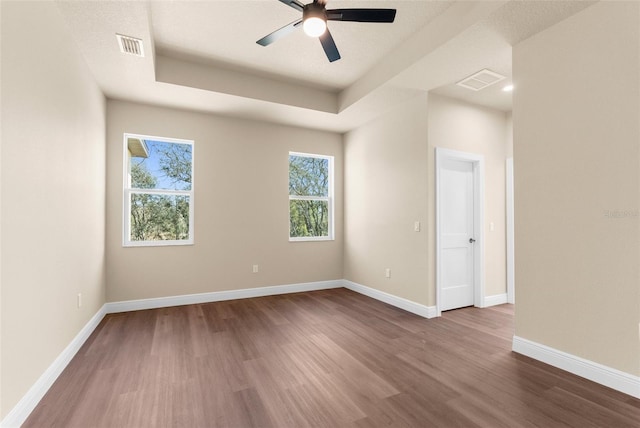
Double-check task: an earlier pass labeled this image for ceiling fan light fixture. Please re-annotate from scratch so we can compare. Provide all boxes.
[303,2,327,37]
[303,17,326,37]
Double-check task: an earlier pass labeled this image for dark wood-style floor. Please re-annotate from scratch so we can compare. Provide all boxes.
[25,288,640,427]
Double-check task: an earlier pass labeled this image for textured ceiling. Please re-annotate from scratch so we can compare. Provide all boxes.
[54,1,598,132]
[408,0,596,111]
[150,1,454,91]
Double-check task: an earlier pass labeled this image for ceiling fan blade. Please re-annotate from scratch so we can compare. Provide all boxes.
[326,9,397,23]
[256,19,303,46]
[319,29,341,62]
[277,0,305,12]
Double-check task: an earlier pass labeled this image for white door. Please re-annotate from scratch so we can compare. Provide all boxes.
[440,158,475,311]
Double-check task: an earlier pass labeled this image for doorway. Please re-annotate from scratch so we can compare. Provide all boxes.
[435,148,485,316]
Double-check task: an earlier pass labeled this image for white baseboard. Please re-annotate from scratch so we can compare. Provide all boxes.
[512,335,640,399]
[0,305,108,428]
[343,280,437,319]
[105,280,343,313]
[483,293,508,307]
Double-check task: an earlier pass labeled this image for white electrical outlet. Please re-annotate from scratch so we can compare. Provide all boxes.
[77,293,82,308]
[385,268,391,278]
[414,221,421,232]
[490,222,495,232]
[252,264,259,273]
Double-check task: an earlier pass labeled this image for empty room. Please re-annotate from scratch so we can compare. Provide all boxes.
[1,1,639,427]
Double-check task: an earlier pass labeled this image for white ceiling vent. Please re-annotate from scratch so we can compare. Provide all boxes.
[116,34,144,57]
[456,69,505,91]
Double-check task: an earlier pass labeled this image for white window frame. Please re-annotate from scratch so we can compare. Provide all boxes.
[123,133,195,247]
[288,151,334,242]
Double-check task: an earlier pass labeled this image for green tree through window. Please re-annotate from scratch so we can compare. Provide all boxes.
[124,135,194,246]
[289,153,333,240]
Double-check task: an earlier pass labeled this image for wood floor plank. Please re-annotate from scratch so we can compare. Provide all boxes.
[23,288,640,427]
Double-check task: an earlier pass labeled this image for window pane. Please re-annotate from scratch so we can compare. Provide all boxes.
[130,140,192,191]
[290,200,329,238]
[130,194,190,241]
[289,155,328,197]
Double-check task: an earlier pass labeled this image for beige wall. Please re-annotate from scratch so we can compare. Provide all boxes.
[513,1,640,376]
[343,94,430,305]
[106,101,343,302]
[1,1,106,418]
[427,93,508,299]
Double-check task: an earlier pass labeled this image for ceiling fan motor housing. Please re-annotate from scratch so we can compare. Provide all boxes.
[303,2,327,23]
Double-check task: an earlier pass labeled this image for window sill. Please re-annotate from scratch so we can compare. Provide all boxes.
[123,240,194,248]
[289,237,334,243]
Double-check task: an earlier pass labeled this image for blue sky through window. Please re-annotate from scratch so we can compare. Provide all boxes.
[130,139,192,190]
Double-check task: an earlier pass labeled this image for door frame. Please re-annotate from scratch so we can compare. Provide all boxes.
[506,157,515,304]
[435,148,485,316]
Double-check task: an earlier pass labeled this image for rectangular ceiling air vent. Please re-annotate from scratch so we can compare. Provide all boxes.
[116,34,144,57]
[456,69,505,91]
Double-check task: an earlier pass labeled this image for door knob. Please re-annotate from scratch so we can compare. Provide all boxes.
[469,238,476,243]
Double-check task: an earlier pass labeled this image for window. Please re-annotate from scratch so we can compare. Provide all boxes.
[289,152,334,241]
[123,134,194,246]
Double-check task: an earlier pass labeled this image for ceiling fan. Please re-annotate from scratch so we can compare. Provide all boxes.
[257,0,397,62]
